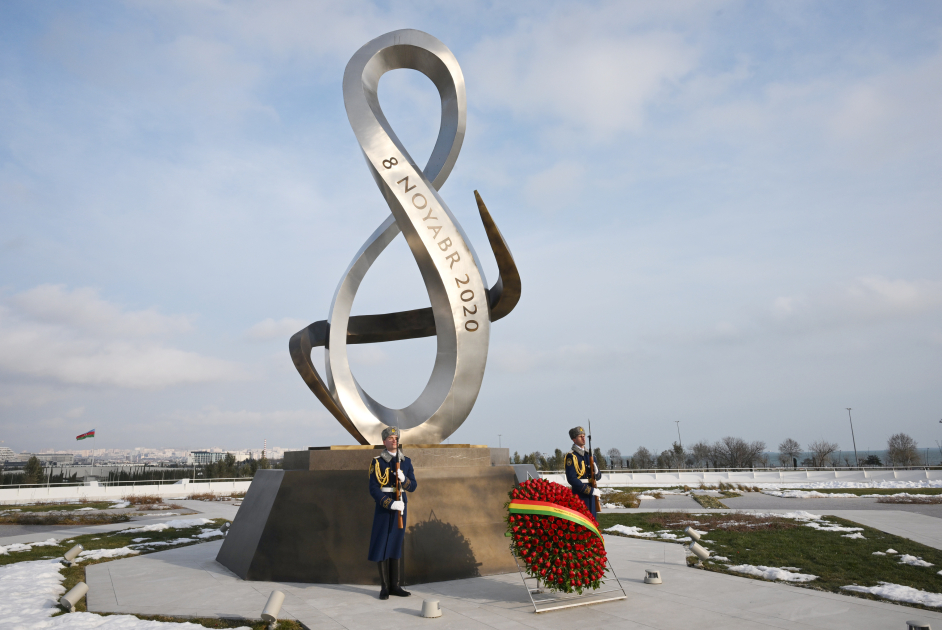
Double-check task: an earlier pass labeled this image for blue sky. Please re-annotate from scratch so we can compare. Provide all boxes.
[1,1,940,458]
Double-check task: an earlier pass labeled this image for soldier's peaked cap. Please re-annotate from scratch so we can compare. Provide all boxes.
[569,426,585,439]
[381,426,400,441]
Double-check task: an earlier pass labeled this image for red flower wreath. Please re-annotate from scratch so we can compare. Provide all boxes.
[506,479,608,593]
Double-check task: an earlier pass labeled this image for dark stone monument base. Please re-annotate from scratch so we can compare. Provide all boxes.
[215,445,517,584]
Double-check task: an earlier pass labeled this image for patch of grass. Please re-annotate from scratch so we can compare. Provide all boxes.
[611,486,689,493]
[0,518,226,566]
[187,492,226,501]
[604,490,640,508]
[788,487,942,496]
[0,512,130,525]
[877,495,942,504]
[136,503,185,511]
[691,494,728,509]
[599,511,942,612]
[0,501,116,513]
[123,494,163,505]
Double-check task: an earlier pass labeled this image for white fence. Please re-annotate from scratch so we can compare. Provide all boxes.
[0,478,252,504]
[540,468,942,488]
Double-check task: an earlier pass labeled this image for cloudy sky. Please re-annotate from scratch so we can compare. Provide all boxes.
[1,1,940,458]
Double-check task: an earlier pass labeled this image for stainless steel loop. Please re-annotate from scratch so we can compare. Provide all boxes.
[326,29,490,445]
[289,29,521,446]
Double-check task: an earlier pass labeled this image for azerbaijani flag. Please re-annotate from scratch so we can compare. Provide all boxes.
[76,429,96,440]
[508,499,603,541]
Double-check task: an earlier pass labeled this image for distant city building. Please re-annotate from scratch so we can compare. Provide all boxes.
[0,446,15,461]
[191,451,230,465]
[19,452,75,465]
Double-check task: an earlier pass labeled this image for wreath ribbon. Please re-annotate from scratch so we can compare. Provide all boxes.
[508,499,603,542]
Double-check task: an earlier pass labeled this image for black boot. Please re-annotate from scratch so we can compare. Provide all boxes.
[389,558,411,597]
[377,560,389,600]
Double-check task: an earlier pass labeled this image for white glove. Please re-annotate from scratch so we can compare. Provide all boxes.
[397,469,406,483]
[390,500,405,512]
[592,488,601,497]
[593,461,599,475]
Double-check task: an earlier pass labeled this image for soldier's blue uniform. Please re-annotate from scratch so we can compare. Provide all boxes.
[368,451,417,562]
[565,435,602,517]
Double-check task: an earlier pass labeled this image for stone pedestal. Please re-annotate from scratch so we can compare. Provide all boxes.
[215,445,517,584]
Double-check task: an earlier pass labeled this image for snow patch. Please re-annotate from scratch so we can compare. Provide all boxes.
[116,518,211,534]
[0,558,251,627]
[872,551,886,556]
[726,564,818,582]
[842,532,866,539]
[75,547,139,562]
[0,538,59,555]
[805,521,863,533]
[898,554,934,567]
[604,525,655,538]
[842,582,942,607]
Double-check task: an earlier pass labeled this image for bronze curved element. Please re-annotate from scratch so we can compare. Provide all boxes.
[288,191,520,444]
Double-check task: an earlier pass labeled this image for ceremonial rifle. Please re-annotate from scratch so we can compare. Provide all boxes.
[587,420,601,513]
[396,439,404,530]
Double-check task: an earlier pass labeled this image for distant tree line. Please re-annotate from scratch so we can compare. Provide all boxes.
[509,432,931,470]
[0,453,280,485]
[200,452,273,479]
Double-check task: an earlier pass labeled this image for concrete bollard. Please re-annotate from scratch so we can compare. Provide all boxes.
[421,600,442,618]
[59,582,89,612]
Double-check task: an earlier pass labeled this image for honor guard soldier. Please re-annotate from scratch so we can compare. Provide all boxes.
[565,426,602,517]
[368,426,416,600]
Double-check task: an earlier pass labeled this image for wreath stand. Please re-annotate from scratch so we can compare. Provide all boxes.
[512,552,627,613]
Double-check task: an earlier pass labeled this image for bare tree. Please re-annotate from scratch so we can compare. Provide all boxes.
[689,440,712,468]
[777,438,801,466]
[631,446,655,469]
[656,449,674,469]
[887,433,919,466]
[670,441,685,468]
[712,436,767,468]
[807,440,839,467]
[606,447,622,469]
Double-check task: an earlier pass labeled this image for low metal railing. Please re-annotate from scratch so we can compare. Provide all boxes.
[0,477,254,490]
[533,466,942,474]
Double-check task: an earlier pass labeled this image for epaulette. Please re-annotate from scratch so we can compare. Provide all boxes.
[565,453,573,465]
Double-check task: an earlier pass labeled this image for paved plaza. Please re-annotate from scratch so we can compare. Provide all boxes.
[84,531,942,629]
[4,496,942,628]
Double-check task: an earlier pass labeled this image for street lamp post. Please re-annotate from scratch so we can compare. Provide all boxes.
[846,408,860,468]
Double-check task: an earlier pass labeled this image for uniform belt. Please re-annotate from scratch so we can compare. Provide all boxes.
[381,487,397,493]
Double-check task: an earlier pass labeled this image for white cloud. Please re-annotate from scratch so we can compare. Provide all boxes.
[0,285,244,389]
[162,406,334,431]
[244,317,309,342]
[771,276,942,332]
[466,6,699,137]
[10,285,191,337]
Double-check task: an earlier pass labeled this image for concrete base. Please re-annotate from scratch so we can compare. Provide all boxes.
[216,445,517,584]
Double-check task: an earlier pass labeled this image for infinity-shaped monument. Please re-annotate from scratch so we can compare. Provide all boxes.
[289,30,521,446]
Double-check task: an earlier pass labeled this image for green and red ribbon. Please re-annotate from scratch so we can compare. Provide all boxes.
[508,499,603,541]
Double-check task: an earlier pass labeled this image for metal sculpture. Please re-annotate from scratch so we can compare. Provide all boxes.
[290,29,521,446]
